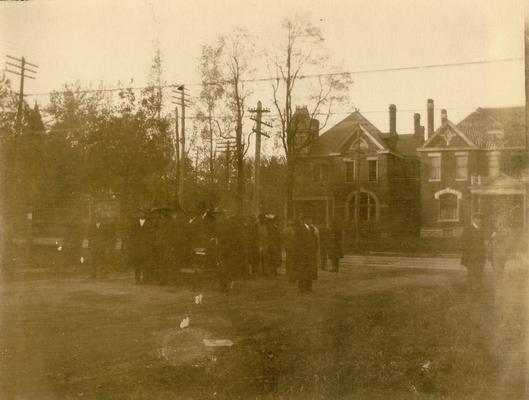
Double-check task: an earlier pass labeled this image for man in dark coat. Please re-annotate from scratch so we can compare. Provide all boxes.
[317,224,329,271]
[166,208,192,283]
[155,207,173,285]
[88,213,117,278]
[294,213,318,293]
[128,209,154,284]
[282,220,297,282]
[461,213,488,287]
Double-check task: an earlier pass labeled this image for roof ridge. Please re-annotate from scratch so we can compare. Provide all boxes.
[478,105,524,111]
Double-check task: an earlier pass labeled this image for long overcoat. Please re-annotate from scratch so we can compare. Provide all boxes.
[461,225,487,268]
[294,222,318,281]
[128,217,154,267]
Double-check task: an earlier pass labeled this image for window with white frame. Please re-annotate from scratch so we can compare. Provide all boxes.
[368,159,378,182]
[312,163,329,182]
[349,192,377,221]
[455,154,468,180]
[439,193,458,221]
[429,156,441,181]
[345,161,355,183]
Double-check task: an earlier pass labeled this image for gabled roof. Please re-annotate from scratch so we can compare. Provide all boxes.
[309,111,388,156]
[421,120,476,149]
[456,106,525,148]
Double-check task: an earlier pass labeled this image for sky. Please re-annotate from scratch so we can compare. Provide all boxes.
[0,0,525,140]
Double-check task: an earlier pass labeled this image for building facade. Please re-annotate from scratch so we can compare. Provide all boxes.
[293,101,527,245]
[418,106,527,237]
[292,105,422,244]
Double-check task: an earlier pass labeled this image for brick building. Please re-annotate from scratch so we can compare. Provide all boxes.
[418,104,527,237]
[292,101,527,246]
[292,105,422,244]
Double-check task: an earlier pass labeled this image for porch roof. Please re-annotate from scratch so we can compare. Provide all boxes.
[469,173,526,195]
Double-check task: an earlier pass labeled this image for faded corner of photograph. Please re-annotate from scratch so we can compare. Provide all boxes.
[0,0,528,399]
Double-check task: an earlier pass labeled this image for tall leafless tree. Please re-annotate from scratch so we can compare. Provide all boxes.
[199,28,255,215]
[269,15,352,218]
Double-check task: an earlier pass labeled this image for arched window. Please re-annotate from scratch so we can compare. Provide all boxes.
[439,193,459,221]
[348,191,378,221]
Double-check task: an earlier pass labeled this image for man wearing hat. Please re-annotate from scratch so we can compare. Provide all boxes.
[461,213,488,288]
[294,212,319,293]
[128,208,154,284]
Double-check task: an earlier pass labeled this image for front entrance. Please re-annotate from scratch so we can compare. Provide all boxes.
[344,190,380,242]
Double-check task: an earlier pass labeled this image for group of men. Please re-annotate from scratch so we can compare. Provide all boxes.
[87,204,344,293]
[87,204,516,293]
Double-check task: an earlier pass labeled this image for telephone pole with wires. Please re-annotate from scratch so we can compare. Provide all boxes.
[248,101,271,216]
[173,106,180,197]
[5,55,38,133]
[4,54,38,263]
[172,84,191,209]
[217,138,236,186]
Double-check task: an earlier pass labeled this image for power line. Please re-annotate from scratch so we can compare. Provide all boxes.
[19,56,523,98]
[5,55,38,132]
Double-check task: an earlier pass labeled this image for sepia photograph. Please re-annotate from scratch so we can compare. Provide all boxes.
[0,0,528,398]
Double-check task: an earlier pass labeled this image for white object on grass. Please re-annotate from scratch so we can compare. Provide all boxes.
[194,294,203,304]
[203,339,234,347]
[80,257,84,264]
[180,316,190,329]
[57,246,62,251]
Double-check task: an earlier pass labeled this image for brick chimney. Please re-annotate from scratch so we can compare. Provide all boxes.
[440,109,448,125]
[389,104,397,136]
[414,113,420,134]
[414,113,424,143]
[427,99,434,140]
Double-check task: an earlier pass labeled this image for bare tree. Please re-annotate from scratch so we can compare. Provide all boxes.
[269,15,352,218]
[200,28,256,215]
[197,43,231,205]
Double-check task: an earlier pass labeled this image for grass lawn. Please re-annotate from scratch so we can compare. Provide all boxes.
[1,260,527,399]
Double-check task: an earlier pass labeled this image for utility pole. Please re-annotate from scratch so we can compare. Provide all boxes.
[172,85,190,209]
[208,108,215,204]
[248,101,271,216]
[5,55,38,133]
[5,55,38,264]
[217,138,236,189]
[174,106,180,196]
